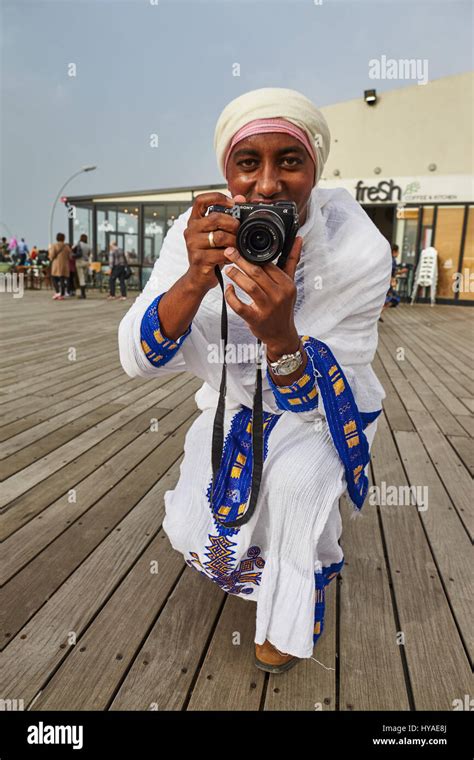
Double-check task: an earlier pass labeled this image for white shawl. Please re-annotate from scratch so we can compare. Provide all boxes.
[118,186,392,418]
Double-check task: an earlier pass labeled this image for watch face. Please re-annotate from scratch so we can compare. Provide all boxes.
[276,355,301,375]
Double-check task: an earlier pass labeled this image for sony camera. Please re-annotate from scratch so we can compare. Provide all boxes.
[206,200,299,268]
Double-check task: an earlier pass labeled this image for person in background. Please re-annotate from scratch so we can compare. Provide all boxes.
[66,245,77,297]
[73,233,92,299]
[108,241,128,300]
[29,245,39,261]
[8,237,19,263]
[48,233,72,300]
[383,243,402,309]
[0,237,10,261]
[17,238,29,265]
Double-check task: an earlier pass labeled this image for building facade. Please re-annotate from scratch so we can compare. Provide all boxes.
[66,72,473,302]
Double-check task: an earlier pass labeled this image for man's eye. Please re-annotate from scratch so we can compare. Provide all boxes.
[239,159,257,168]
[282,157,301,167]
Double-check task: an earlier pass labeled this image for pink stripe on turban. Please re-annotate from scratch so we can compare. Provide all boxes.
[223,117,317,180]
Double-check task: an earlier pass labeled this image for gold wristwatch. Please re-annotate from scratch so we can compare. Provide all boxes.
[267,342,304,376]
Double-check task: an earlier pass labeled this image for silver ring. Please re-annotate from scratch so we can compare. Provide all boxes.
[208,230,216,248]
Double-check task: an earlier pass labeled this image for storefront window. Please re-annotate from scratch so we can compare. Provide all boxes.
[97,207,117,264]
[71,205,93,246]
[458,206,474,302]
[395,207,419,267]
[434,206,465,299]
[420,205,434,250]
[141,203,190,287]
[95,205,140,290]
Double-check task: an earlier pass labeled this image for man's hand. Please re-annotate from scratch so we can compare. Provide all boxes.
[223,235,304,358]
[184,191,246,291]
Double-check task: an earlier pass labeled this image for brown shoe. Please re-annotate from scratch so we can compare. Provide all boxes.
[254,639,299,674]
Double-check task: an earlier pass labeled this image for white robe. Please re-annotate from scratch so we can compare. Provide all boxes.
[118,187,392,658]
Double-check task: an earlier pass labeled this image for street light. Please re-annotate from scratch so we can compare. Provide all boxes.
[49,165,97,248]
[0,221,14,239]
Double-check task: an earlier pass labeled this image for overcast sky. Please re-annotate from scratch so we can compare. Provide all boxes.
[1,0,472,246]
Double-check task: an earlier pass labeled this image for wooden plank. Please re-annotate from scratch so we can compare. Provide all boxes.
[1,398,201,641]
[26,470,188,710]
[395,429,473,663]
[371,355,414,432]
[407,410,473,537]
[338,482,410,711]
[0,403,128,478]
[0,372,173,459]
[0,378,195,508]
[184,594,264,711]
[110,572,226,711]
[0,417,199,706]
[370,413,473,709]
[1,379,201,578]
[378,332,468,437]
[0,366,124,430]
[455,415,474,437]
[0,380,188,540]
[386,319,474,395]
[447,435,474,476]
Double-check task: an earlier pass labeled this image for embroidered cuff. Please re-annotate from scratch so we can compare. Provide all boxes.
[266,335,319,412]
[140,292,192,367]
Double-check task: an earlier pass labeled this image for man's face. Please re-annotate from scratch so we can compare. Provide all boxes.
[225,132,315,227]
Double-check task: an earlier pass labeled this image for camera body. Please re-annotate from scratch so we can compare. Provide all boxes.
[206,200,299,268]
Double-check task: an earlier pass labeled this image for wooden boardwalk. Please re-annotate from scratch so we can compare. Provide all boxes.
[1,291,472,711]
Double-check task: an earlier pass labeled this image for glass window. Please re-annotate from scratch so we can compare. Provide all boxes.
[420,205,434,250]
[395,207,419,267]
[141,203,192,287]
[434,206,465,299]
[71,205,93,247]
[117,205,139,267]
[144,206,166,266]
[458,206,474,302]
[97,207,117,264]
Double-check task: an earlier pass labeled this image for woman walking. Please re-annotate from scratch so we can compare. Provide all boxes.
[48,233,72,301]
[118,87,391,673]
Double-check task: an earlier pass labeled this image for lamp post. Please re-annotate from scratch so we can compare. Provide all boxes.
[0,221,14,239]
[49,165,97,249]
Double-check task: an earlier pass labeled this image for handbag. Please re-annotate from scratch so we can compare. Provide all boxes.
[122,261,132,279]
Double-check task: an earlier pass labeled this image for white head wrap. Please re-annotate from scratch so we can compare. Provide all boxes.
[213,87,331,186]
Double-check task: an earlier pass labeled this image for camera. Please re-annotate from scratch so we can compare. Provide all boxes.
[206,200,299,268]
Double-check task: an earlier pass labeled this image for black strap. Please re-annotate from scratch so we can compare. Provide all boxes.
[209,265,264,529]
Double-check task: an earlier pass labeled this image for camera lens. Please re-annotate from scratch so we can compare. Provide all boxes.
[248,227,272,253]
[238,210,285,264]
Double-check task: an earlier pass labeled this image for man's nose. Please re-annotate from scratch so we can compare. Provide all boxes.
[254,162,282,197]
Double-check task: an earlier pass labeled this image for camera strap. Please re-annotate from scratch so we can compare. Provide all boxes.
[209,264,264,529]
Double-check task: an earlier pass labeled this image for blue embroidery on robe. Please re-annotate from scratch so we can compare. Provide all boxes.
[140,291,191,367]
[186,406,280,597]
[186,542,265,595]
[301,335,381,511]
[204,405,281,537]
[313,558,345,644]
